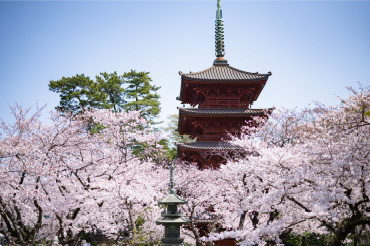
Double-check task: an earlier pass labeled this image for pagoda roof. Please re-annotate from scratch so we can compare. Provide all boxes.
[178,107,273,116]
[177,141,242,151]
[179,64,271,82]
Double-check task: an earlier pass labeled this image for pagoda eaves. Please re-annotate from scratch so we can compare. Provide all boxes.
[177,142,246,169]
[177,63,271,108]
[178,107,272,141]
[179,64,271,82]
[178,107,273,116]
[177,141,242,151]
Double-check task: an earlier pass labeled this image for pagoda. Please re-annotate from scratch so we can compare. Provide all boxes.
[177,0,273,169]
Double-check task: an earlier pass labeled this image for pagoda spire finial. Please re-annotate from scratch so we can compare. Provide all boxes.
[214,0,227,65]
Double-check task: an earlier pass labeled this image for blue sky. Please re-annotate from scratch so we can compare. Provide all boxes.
[1,0,369,126]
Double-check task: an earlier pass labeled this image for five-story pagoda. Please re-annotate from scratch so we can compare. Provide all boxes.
[177,0,273,169]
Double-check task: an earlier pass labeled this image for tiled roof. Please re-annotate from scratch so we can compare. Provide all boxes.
[178,107,273,116]
[177,141,242,151]
[179,64,271,81]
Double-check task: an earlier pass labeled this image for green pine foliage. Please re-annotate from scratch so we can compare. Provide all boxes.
[49,74,104,113]
[49,70,161,122]
[95,72,126,112]
[122,70,161,123]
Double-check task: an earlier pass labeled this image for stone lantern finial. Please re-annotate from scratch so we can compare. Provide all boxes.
[169,162,175,193]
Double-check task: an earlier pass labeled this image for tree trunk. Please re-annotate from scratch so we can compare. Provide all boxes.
[238,210,247,230]
[327,232,347,246]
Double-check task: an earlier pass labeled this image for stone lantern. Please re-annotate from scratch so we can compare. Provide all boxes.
[156,163,189,245]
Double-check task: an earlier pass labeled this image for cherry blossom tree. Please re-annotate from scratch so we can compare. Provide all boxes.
[205,85,370,246]
[0,105,167,245]
[173,163,220,246]
[84,109,167,245]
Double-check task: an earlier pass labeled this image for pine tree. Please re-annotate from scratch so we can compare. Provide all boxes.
[122,70,161,122]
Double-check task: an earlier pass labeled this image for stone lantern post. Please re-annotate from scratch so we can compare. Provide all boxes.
[156,163,189,245]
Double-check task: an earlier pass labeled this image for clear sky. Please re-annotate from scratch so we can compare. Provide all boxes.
[1,0,370,126]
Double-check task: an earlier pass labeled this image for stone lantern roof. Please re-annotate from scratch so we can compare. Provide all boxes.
[158,190,187,205]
